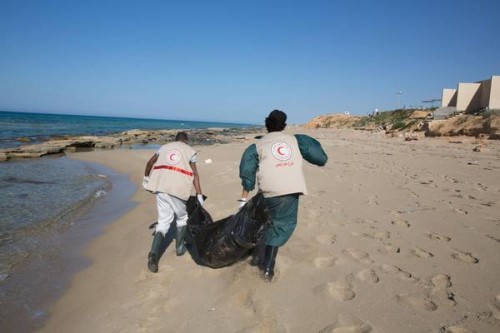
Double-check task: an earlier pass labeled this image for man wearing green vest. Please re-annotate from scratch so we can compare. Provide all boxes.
[238,110,328,281]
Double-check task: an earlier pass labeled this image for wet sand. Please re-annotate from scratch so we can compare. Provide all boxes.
[0,161,136,333]
[39,128,500,333]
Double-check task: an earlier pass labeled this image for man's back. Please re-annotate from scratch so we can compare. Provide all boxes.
[145,141,196,200]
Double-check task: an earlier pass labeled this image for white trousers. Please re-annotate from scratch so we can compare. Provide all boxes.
[156,193,188,236]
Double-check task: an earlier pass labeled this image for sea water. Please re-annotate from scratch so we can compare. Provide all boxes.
[0,110,254,331]
[0,110,255,149]
[0,157,108,280]
[0,157,129,332]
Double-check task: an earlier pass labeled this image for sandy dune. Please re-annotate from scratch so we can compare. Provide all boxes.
[40,128,500,333]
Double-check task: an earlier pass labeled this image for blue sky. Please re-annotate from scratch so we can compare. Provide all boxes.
[1,0,499,125]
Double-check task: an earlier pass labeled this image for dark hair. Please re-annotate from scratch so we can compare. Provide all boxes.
[265,109,287,132]
[175,131,189,142]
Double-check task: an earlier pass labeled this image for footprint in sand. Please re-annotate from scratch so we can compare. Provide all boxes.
[430,274,456,307]
[440,326,476,333]
[341,248,374,264]
[367,195,379,206]
[319,313,372,333]
[451,249,479,264]
[425,232,451,242]
[354,218,378,225]
[489,295,500,320]
[431,274,452,289]
[356,268,380,284]
[391,219,410,228]
[420,179,435,186]
[396,293,438,311]
[377,243,401,255]
[379,264,415,281]
[486,234,500,243]
[453,208,469,215]
[476,183,488,191]
[314,256,338,269]
[314,279,356,302]
[317,234,337,245]
[443,175,462,184]
[409,247,434,258]
[352,231,390,241]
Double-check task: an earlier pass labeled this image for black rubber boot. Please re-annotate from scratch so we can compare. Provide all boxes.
[175,226,188,256]
[250,241,265,267]
[148,232,164,273]
[261,245,279,282]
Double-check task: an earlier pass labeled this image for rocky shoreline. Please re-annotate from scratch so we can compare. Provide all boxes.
[0,127,264,162]
[5,112,499,162]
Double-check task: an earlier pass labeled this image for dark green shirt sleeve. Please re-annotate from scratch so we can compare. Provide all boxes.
[295,134,328,166]
[239,143,259,191]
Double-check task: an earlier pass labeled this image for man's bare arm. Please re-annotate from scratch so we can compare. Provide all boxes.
[145,154,159,177]
[190,161,202,195]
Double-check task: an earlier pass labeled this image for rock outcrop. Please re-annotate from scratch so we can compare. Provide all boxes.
[0,128,263,162]
[303,111,500,140]
[303,114,362,129]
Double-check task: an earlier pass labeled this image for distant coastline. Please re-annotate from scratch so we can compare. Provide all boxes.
[0,110,259,149]
[0,111,263,161]
[3,108,500,162]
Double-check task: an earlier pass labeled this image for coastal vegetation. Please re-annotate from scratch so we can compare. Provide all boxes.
[303,108,500,139]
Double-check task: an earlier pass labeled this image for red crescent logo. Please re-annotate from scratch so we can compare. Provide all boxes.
[166,149,181,165]
[271,142,292,161]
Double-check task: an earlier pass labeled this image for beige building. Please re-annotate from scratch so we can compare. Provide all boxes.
[441,75,500,112]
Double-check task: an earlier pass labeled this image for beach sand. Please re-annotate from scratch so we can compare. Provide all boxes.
[39,128,500,333]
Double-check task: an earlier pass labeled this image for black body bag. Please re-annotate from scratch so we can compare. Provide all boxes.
[186,193,270,268]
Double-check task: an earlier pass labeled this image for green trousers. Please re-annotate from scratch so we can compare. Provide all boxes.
[264,194,299,247]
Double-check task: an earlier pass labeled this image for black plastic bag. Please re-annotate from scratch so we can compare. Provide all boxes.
[186,193,270,268]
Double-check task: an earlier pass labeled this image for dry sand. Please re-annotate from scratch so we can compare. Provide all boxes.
[40,128,500,333]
